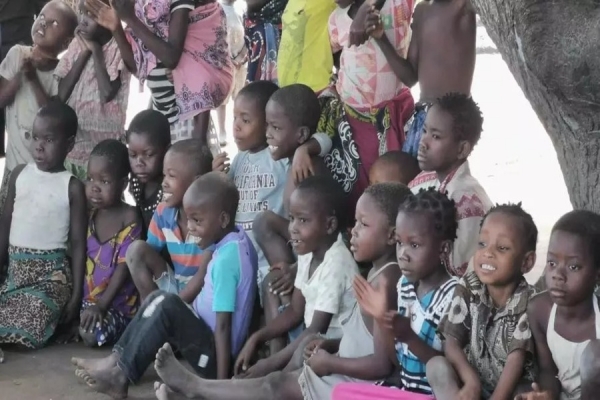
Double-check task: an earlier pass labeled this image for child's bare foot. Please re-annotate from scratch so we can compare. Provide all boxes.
[72,352,119,372]
[76,364,128,399]
[154,382,188,400]
[154,343,202,397]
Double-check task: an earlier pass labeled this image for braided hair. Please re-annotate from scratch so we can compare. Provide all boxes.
[398,188,458,242]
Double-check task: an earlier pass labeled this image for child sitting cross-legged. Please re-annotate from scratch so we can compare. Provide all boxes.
[148,181,411,400]
[125,139,213,303]
[515,210,600,400]
[368,151,421,186]
[426,203,538,399]
[73,172,258,398]
[331,188,460,399]
[80,139,142,348]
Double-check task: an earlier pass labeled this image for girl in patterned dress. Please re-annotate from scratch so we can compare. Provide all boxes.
[80,139,142,347]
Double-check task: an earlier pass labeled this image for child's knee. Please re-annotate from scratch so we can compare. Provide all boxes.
[581,340,600,384]
[253,211,276,244]
[78,326,98,348]
[126,240,147,267]
[426,356,455,387]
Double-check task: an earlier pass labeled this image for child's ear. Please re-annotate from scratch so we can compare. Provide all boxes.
[297,126,311,145]
[457,140,473,161]
[520,250,536,275]
[326,215,338,235]
[219,211,230,230]
[386,226,396,246]
[439,240,451,258]
[66,136,75,153]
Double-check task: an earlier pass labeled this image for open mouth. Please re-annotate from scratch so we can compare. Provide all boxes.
[162,193,172,202]
[480,263,496,272]
[268,145,279,153]
[36,30,45,37]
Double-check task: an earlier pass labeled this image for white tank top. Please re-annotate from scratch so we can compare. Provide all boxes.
[9,164,73,250]
[546,296,600,400]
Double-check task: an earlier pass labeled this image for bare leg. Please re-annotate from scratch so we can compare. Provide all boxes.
[426,356,461,400]
[581,339,600,400]
[216,104,227,144]
[283,333,320,372]
[72,352,119,373]
[192,111,211,146]
[126,240,167,301]
[261,272,286,355]
[253,211,294,267]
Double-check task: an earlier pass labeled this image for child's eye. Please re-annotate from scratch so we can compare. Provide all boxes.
[568,264,581,271]
[52,21,58,26]
[498,246,509,252]
[102,180,110,185]
[478,241,485,248]
[46,138,53,143]
[547,261,557,269]
[411,243,420,249]
[432,134,440,140]
[299,218,307,223]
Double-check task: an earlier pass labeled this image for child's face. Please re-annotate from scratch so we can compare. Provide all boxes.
[183,197,226,249]
[351,193,395,263]
[266,100,304,161]
[395,210,447,283]
[417,106,469,175]
[32,1,74,53]
[474,212,533,287]
[232,94,267,152]
[545,230,599,306]
[161,150,197,209]
[30,116,73,172]
[77,0,102,40]
[288,189,335,256]
[85,155,125,209]
[127,132,165,184]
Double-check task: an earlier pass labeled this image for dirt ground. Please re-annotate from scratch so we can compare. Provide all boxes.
[0,21,572,400]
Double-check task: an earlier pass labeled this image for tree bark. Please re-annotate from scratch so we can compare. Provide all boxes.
[470,0,600,211]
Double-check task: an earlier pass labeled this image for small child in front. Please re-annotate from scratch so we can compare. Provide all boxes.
[55,0,131,180]
[516,210,600,400]
[368,150,421,186]
[73,172,258,398]
[0,101,87,350]
[0,0,78,210]
[80,139,142,347]
[426,203,538,399]
[125,139,213,303]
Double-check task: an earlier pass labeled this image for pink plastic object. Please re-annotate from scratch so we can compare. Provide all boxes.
[331,383,435,400]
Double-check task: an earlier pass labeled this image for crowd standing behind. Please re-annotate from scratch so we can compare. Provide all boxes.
[0,1,598,400]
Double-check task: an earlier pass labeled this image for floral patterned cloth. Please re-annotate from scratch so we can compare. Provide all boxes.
[439,271,537,398]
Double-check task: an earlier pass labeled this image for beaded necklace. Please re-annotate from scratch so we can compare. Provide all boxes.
[129,176,163,213]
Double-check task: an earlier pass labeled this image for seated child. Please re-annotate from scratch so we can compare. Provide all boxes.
[55,0,131,181]
[73,172,258,398]
[126,110,171,232]
[150,182,412,400]
[426,203,538,399]
[0,0,78,211]
[516,210,600,400]
[0,101,87,349]
[125,139,212,302]
[234,175,357,379]
[331,188,460,399]
[80,139,142,348]
[368,151,420,186]
[409,93,492,277]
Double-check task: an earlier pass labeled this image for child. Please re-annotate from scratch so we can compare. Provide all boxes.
[332,188,460,398]
[80,139,142,348]
[126,110,171,231]
[216,0,248,146]
[85,0,233,143]
[55,0,131,181]
[73,172,258,397]
[369,150,420,186]
[426,203,538,399]
[0,101,87,349]
[125,139,213,302]
[516,210,600,400]
[0,0,78,211]
[409,93,492,277]
[150,182,411,400]
[363,0,476,157]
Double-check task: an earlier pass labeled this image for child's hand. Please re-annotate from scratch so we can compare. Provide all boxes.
[353,274,388,320]
[80,304,105,333]
[21,58,37,81]
[61,297,81,324]
[268,263,296,296]
[212,152,230,172]
[383,311,413,342]
[514,383,553,400]
[365,8,384,39]
[85,0,120,32]
[306,348,333,377]
[75,31,95,53]
[166,69,174,84]
[303,338,325,361]
[292,143,315,184]
[234,335,259,375]
[456,383,481,400]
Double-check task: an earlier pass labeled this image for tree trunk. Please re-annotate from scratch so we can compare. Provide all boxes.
[470,0,600,212]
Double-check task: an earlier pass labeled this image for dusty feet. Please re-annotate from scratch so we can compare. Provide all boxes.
[154,382,190,400]
[76,364,128,399]
[72,352,119,372]
[155,343,203,398]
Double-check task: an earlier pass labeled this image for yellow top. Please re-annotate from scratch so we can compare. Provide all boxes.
[277,0,336,92]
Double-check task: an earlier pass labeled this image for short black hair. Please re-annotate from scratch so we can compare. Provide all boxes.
[126,110,171,150]
[168,139,213,176]
[238,80,279,113]
[37,99,78,139]
[398,188,458,242]
[552,210,600,269]
[269,84,321,134]
[482,203,538,253]
[187,171,239,223]
[53,0,78,38]
[364,182,413,225]
[295,175,347,231]
[434,93,483,146]
[372,151,421,183]
[90,139,131,180]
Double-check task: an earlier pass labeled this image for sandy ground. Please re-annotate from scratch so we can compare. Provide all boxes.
[0,22,572,399]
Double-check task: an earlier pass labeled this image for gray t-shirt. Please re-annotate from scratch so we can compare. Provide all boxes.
[229,149,288,279]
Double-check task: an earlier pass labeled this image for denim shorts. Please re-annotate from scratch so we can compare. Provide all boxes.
[278,304,305,342]
[154,267,190,294]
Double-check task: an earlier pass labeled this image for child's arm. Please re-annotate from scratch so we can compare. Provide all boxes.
[89,41,122,103]
[178,250,212,304]
[0,76,22,108]
[65,177,88,323]
[444,337,481,396]
[215,311,233,379]
[291,133,332,183]
[0,165,26,274]
[0,46,24,108]
[58,41,93,102]
[23,59,51,107]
